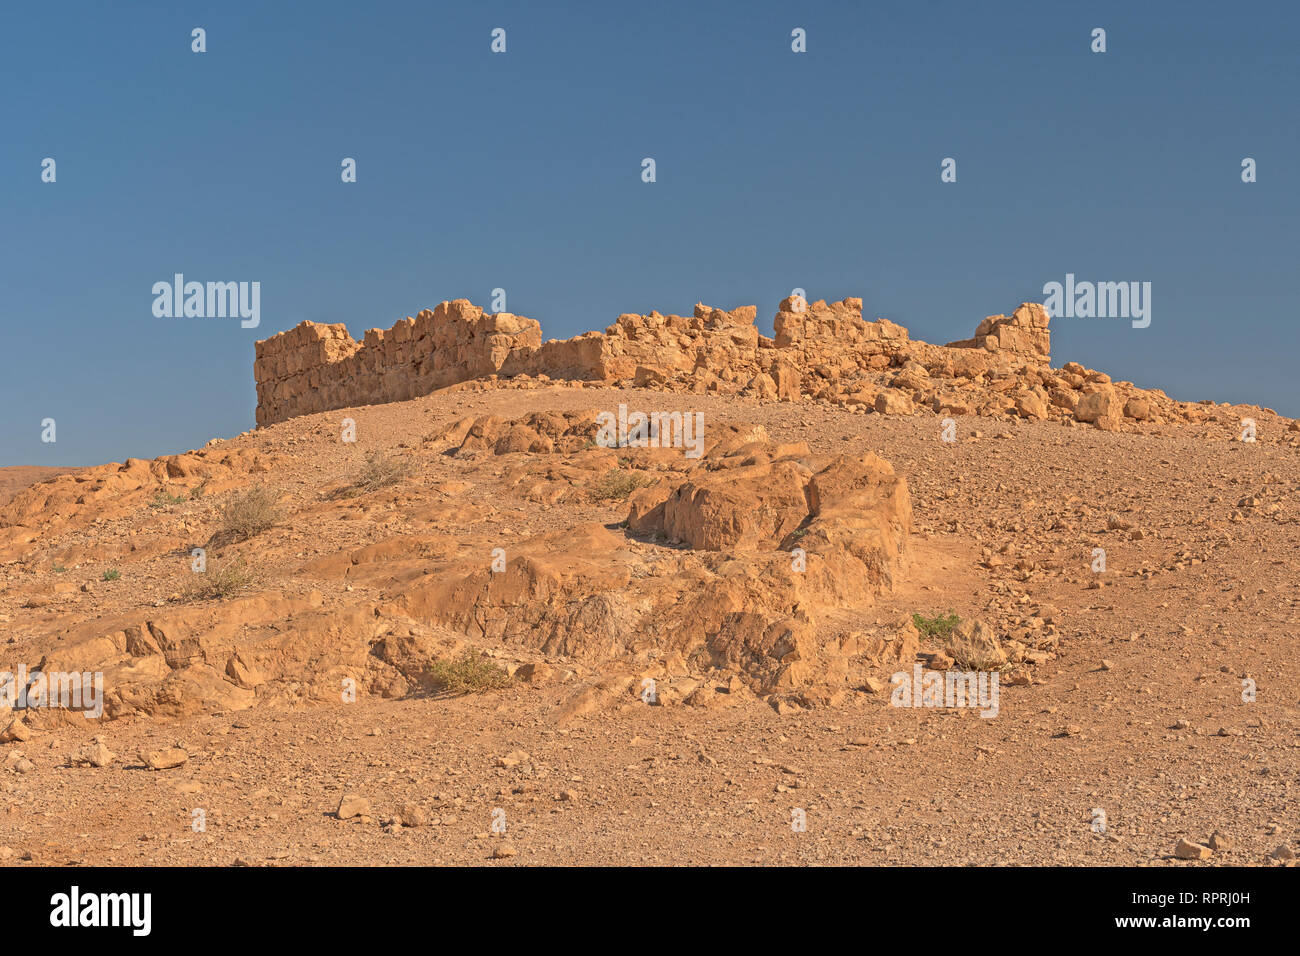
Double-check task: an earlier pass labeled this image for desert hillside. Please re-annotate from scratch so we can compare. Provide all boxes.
[0,468,70,509]
[2,298,1296,866]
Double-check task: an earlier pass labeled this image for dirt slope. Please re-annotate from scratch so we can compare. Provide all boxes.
[1,379,1297,866]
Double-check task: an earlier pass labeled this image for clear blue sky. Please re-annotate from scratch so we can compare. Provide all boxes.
[3,0,1296,466]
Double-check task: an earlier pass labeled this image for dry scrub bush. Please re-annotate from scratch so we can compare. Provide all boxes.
[185,559,254,601]
[216,484,281,542]
[427,650,513,695]
[335,452,415,498]
[589,469,654,502]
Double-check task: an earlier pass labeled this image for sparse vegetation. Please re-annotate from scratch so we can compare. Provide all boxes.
[189,480,209,500]
[912,610,960,642]
[150,490,187,508]
[184,559,254,601]
[589,469,654,501]
[52,565,67,573]
[216,484,281,542]
[336,452,415,498]
[101,569,120,582]
[426,650,514,695]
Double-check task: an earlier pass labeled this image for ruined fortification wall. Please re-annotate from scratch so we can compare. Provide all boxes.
[944,303,1052,362]
[254,295,1052,427]
[254,300,541,426]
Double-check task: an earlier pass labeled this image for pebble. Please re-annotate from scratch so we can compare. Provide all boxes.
[495,750,531,769]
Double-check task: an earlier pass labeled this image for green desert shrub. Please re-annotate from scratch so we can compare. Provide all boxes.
[427,650,513,695]
[912,610,961,642]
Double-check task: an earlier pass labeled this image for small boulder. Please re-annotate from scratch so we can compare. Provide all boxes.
[1174,838,1213,860]
[397,803,427,827]
[336,794,371,820]
[142,748,189,771]
[874,389,914,416]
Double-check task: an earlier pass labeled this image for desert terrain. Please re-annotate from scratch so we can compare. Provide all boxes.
[1,296,1296,866]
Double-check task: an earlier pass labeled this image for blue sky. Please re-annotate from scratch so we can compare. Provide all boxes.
[3,0,1296,465]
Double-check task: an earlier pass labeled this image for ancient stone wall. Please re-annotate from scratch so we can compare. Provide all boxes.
[254,300,541,425]
[254,294,1052,426]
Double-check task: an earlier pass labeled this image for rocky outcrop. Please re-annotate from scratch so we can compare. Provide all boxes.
[27,592,471,721]
[0,445,278,562]
[388,424,913,701]
[946,302,1051,363]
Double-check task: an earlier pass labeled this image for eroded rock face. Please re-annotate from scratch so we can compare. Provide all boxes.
[1074,386,1121,430]
[383,423,912,701]
[660,459,810,551]
[24,590,468,722]
[0,446,278,562]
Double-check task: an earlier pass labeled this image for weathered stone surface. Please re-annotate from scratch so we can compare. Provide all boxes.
[875,389,914,416]
[361,426,914,698]
[662,460,809,551]
[1075,387,1121,430]
[942,619,1008,670]
[1174,838,1213,860]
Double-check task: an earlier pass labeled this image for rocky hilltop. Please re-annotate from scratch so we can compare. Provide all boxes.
[256,296,1248,434]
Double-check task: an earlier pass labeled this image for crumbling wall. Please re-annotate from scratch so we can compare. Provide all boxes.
[254,300,541,425]
[253,294,1051,427]
[945,302,1051,363]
